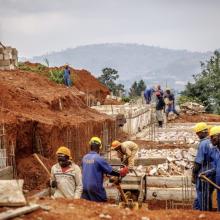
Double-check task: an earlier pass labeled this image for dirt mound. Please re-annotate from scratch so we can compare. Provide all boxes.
[173,113,220,123]
[74,69,110,104]
[23,197,220,220]
[0,69,115,190]
[20,62,110,104]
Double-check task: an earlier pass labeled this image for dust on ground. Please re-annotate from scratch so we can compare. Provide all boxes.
[22,197,220,220]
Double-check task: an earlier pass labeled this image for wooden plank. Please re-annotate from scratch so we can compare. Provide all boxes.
[0,204,40,220]
[107,157,167,166]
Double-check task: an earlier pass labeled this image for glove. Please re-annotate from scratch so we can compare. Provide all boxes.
[50,180,57,188]
[120,166,129,177]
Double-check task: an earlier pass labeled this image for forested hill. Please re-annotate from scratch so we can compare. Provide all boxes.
[26,43,214,90]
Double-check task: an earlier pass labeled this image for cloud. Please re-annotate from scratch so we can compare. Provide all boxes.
[0,0,220,57]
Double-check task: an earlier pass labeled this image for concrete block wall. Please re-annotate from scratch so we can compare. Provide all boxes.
[92,104,152,135]
[0,42,18,71]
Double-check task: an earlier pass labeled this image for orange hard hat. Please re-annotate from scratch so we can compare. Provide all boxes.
[111,140,121,150]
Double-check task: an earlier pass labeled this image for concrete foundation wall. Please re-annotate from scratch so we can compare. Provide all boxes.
[92,104,152,135]
[0,166,13,180]
[0,43,18,71]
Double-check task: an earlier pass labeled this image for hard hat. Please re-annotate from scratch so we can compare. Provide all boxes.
[56,146,72,159]
[193,122,208,133]
[111,140,121,150]
[208,125,213,135]
[89,137,102,149]
[165,87,171,91]
[209,126,220,137]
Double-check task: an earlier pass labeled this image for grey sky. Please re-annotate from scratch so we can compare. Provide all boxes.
[0,0,219,57]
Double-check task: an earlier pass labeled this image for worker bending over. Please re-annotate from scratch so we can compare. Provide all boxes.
[82,137,128,202]
[50,146,82,199]
[192,122,214,211]
[111,140,139,169]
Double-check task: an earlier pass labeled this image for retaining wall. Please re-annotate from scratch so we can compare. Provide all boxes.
[92,104,153,135]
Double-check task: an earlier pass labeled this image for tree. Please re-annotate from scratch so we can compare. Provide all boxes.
[129,80,146,97]
[137,80,146,96]
[181,50,220,113]
[129,81,138,97]
[98,68,124,96]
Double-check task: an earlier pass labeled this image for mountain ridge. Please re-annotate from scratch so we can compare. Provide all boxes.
[23,43,214,90]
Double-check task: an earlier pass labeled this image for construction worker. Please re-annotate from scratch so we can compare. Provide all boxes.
[144,87,154,104]
[192,122,214,211]
[82,137,128,202]
[155,91,165,127]
[206,126,220,211]
[63,64,71,87]
[50,146,82,199]
[111,140,139,169]
[164,88,179,118]
[155,84,164,96]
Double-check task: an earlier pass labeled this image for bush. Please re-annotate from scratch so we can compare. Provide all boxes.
[177,95,202,106]
[49,69,64,84]
[122,96,131,103]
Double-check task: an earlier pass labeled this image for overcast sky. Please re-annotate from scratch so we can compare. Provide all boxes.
[0,0,219,57]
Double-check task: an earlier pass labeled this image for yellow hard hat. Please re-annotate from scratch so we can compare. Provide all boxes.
[89,137,102,149]
[165,87,171,91]
[209,126,220,137]
[56,146,72,159]
[111,140,121,150]
[193,122,208,133]
[208,125,213,135]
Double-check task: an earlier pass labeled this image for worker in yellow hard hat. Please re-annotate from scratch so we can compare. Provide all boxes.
[81,137,128,202]
[111,140,139,169]
[192,122,214,211]
[50,146,82,199]
[208,126,220,211]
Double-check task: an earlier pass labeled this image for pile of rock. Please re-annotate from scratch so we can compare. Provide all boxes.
[0,42,18,71]
[180,102,205,115]
[136,147,197,176]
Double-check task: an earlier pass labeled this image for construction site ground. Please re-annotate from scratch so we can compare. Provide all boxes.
[17,197,220,220]
[1,67,220,219]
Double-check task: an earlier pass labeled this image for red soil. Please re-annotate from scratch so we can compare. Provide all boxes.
[22,197,220,220]
[0,69,115,190]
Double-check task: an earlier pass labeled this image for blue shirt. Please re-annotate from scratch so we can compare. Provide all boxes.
[209,147,220,184]
[82,151,112,197]
[195,138,212,170]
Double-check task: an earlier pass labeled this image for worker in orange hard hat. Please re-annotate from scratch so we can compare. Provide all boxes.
[50,146,82,199]
[111,140,139,169]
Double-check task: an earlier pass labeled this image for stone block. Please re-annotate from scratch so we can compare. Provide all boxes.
[0,54,3,60]
[12,48,18,55]
[0,48,3,53]
[0,60,10,66]
[12,55,17,60]
[0,66,10,71]
[4,54,12,60]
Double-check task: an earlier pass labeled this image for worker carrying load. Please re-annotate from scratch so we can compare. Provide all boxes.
[82,137,129,202]
[50,146,83,199]
[192,122,214,211]
[111,140,139,169]
[199,126,220,211]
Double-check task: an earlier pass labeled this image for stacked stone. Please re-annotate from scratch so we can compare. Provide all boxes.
[0,43,18,71]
